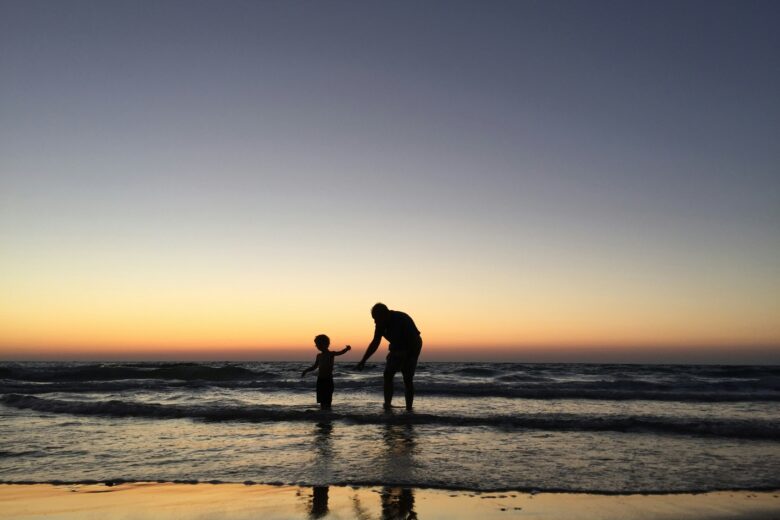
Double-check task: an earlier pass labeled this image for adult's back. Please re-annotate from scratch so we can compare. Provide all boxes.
[377,310,421,353]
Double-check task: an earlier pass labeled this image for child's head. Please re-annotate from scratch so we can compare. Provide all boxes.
[314,334,330,351]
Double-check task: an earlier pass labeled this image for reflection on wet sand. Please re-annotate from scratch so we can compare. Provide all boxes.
[310,486,329,518]
[380,487,416,520]
[350,487,417,520]
[3,483,780,520]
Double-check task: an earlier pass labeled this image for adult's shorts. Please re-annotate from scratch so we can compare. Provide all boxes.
[385,337,422,378]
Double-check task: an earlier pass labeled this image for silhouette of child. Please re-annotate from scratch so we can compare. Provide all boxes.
[301,335,351,410]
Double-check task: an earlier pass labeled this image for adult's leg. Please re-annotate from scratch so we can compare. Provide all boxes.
[383,370,395,409]
[384,354,401,409]
[401,342,421,411]
[401,369,414,411]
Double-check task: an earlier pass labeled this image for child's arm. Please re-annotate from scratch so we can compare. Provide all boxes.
[334,345,351,356]
[301,357,319,377]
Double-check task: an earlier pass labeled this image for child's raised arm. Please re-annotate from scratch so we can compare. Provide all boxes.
[301,357,319,377]
[334,345,351,356]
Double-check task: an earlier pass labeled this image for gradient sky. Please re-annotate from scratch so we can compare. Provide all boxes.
[1,1,778,362]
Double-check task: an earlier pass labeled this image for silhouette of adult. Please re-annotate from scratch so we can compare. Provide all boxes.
[356,303,422,410]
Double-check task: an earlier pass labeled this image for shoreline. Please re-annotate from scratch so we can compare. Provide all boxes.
[1,479,780,496]
[1,483,779,520]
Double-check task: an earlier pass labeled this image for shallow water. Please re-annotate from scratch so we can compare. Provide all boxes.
[1,362,779,492]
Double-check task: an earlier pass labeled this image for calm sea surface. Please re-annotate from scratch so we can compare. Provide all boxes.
[1,361,779,492]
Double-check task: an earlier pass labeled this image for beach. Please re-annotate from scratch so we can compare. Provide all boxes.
[1,483,779,520]
[1,361,779,519]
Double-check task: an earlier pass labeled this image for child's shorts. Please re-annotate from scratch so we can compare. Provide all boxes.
[316,376,334,405]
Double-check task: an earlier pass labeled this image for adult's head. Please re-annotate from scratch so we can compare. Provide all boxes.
[371,302,390,324]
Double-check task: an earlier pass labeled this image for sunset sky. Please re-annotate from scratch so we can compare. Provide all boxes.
[1,1,778,363]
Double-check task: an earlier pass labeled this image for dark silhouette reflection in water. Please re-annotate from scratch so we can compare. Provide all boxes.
[307,422,334,518]
[382,423,416,477]
[314,421,333,460]
[380,423,417,519]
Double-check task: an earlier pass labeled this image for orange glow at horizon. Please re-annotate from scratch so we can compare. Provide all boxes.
[1,227,779,363]
[2,284,779,362]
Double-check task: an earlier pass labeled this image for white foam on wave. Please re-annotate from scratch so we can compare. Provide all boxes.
[2,393,778,440]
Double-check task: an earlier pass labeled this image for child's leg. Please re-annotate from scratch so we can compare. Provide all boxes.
[319,377,334,410]
[316,377,326,407]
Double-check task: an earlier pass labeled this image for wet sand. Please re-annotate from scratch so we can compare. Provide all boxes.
[1,483,779,519]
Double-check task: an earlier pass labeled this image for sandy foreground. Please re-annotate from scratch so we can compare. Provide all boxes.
[0,483,779,520]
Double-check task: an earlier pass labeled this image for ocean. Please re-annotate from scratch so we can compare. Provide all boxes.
[1,361,778,493]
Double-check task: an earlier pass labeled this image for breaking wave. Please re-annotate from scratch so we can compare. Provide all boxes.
[2,394,777,440]
[2,362,779,402]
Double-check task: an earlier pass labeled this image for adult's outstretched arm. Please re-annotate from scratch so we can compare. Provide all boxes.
[356,331,382,370]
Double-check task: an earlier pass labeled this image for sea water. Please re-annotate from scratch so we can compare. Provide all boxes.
[1,361,778,492]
